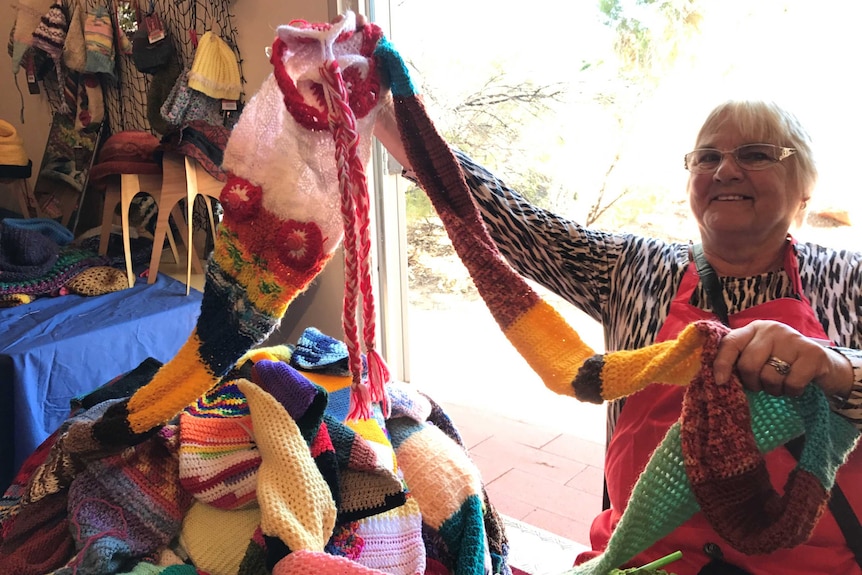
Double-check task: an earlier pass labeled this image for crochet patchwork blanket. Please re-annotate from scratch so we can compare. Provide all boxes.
[0,328,511,575]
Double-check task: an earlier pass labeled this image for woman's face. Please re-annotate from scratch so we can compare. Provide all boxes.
[687,121,805,247]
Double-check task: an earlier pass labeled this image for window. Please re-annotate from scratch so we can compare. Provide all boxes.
[371,0,860,442]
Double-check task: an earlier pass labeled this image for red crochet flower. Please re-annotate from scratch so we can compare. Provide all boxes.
[277,219,324,271]
[220,176,262,221]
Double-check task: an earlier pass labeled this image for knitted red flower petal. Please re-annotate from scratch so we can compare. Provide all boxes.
[220,176,262,222]
[277,219,324,271]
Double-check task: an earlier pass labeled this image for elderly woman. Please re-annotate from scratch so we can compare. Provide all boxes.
[375,95,862,575]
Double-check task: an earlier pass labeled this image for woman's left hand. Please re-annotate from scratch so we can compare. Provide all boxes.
[713,319,854,400]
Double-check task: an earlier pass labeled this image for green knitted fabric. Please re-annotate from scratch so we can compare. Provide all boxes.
[564,373,859,574]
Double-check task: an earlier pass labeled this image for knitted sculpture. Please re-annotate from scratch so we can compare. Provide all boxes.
[79,13,390,454]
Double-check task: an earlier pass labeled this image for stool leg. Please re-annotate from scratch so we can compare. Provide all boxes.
[99,182,121,256]
[120,175,138,288]
[147,193,179,285]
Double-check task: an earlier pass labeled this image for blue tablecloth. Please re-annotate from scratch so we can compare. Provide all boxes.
[0,273,202,491]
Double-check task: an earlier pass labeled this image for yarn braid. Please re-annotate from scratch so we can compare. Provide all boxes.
[319,57,387,419]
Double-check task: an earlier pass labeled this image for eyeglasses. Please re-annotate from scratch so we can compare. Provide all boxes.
[683,143,796,173]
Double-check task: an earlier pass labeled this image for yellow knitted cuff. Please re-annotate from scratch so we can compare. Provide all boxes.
[127,331,218,433]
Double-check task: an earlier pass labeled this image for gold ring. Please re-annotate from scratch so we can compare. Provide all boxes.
[766,356,791,376]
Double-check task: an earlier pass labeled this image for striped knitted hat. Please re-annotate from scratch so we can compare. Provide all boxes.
[31,1,70,114]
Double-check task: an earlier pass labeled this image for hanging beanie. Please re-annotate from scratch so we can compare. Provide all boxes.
[187,31,241,100]
[10,0,53,72]
[0,119,29,166]
[62,0,86,72]
[84,6,115,76]
[31,1,70,114]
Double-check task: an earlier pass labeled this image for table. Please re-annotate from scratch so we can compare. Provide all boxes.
[0,273,202,492]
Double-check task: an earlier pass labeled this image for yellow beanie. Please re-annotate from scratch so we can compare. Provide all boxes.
[188,32,242,100]
[0,120,28,167]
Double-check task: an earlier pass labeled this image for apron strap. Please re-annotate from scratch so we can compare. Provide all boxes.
[692,243,729,326]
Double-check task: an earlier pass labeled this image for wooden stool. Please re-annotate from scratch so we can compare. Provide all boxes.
[181,155,223,294]
[151,152,222,294]
[99,171,198,288]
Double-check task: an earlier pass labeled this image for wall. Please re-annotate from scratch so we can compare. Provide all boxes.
[0,0,360,344]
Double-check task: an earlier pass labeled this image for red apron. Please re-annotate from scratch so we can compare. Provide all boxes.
[579,243,862,575]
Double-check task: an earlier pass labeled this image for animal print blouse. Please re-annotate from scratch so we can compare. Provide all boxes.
[405,150,862,430]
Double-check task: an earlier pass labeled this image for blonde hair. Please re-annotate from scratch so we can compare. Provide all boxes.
[694,100,818,202]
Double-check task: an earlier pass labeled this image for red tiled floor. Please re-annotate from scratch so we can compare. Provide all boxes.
[441,399,605,546]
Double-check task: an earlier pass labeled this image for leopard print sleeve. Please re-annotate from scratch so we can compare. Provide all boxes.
[796,241,862,428]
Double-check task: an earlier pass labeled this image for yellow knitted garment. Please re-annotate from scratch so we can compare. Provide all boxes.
[179,501,261,575]
[237,379,336,552]
[579,323,707,402]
